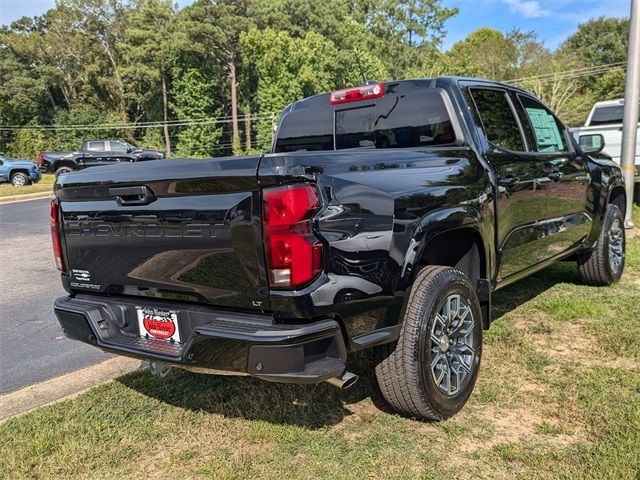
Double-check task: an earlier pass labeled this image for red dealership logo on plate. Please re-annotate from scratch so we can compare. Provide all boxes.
[143,316,175,339]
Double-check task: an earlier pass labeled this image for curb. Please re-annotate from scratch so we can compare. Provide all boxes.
[0,357,145,424]
[0,191,54,205]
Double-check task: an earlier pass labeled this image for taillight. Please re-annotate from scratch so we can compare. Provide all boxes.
[50,198,64,271]
[38,152,45,166]
[329,83,384,105]
[263,184,323,289]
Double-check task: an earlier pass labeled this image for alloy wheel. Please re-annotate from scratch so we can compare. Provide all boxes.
[429,294,476,396]
[608,218,624,274]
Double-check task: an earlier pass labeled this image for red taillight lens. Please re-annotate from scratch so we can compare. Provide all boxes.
[38,152,45,166]
[263,184,323,289]
[329,83,384,105]
[50,198,64,271]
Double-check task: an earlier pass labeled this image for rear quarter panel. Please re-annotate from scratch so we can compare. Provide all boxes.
[259,148,493,343]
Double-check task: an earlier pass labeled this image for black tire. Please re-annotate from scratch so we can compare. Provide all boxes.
[10,172,30,186]
[577,204,625,286]
[55,165,75,177]
[374,266,482,420]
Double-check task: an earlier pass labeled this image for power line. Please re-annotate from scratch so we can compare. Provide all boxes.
[0,113,277,131]
[504,62,626,85]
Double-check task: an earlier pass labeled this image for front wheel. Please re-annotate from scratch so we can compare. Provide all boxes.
[10,172,30,186]
[375,266,482,420]
[577,204,625,286]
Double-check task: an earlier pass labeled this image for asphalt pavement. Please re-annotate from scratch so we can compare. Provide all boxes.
[0,197,109,394]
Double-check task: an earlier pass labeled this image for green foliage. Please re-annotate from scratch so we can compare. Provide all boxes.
[139,127,164,150]
[51,105,123,150]
[0,0,630,155]
[6,128,53,161]
[563,17,629,68]
[171,68,222,157]
[241,28,338,147]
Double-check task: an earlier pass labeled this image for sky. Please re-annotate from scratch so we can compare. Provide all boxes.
[0,0,631,51]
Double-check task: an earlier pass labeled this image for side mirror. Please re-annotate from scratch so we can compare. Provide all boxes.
[127,146,134,153]
[579,134,605,154]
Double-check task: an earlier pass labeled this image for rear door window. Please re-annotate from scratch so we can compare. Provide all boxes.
[517,95,568,153]
[469,88,525,151]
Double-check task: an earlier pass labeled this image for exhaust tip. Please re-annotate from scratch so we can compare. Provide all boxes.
[326,371,359,389]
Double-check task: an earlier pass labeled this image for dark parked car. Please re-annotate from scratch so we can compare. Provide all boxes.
[39,140,165,175]
[51,77,626,420]
[0,155,41,186]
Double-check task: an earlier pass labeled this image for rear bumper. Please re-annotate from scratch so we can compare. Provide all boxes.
[54,294,347,384]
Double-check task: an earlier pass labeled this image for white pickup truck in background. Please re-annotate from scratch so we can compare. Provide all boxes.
[571,98,639,201]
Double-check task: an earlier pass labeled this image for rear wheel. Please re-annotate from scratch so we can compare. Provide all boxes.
[10,172,30,186]
[375,266,482,420]
[577,204,625,286]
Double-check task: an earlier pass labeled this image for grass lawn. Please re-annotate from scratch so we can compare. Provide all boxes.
[0,173,55,198]
[1,208,639,479]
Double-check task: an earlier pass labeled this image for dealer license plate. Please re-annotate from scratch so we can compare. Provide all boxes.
[137,306,181,343]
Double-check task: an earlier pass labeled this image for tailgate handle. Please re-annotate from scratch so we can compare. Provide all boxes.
[110,186,155,206]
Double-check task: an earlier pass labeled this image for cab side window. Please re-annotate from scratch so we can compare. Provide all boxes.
[469,88,525,151]
[110,141,129,152]
[517,95,568,153]
[86,141,105,152]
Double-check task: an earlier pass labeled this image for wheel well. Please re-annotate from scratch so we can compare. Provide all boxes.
[54,160,77,171]
[10,169,29,177]
[609,186,626,214]
[419,228,486,286]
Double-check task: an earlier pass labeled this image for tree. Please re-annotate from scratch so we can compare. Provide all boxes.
[182,0,253,154]
[446,28,517,80]
[561,17,629,115]
[120,0,185,155]
[241,28,340,148]
[563,17,629,68]
[354,0,458,76]
[171,68,222,157]
[57,0,132,126]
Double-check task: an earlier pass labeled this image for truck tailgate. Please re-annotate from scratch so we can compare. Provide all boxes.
[56,156,268,311]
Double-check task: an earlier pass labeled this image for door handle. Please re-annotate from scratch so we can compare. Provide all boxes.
[110,186,155,206]
[498,175,519,188]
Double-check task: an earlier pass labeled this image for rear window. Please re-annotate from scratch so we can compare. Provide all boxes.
[590,105,624,126]
[275,88,456,153]
[589,104,640,126]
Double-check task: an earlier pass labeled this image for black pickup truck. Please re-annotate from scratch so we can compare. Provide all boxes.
[39,139,164,175]
[51,78,626,420]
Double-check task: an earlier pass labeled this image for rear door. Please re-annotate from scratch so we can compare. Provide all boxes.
[513,93,591,255]
[82,141,109,168]
[467,86,549,280]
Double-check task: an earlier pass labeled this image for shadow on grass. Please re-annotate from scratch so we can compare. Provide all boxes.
[492,260,583,320]
[118,260,582,428]
[117,350,386,429]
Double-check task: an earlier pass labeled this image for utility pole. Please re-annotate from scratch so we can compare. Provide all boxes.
[621,0,640,228]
